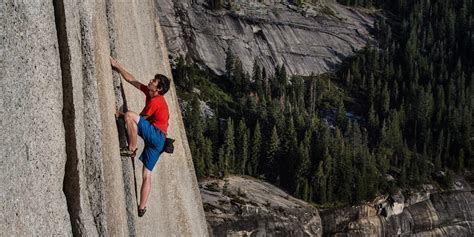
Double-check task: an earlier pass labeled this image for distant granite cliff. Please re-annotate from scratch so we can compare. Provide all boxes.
[200,175,473,237]
[156,0,374,76]
[321,179,474,236]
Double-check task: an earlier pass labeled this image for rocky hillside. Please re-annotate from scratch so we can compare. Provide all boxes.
[321,178,474,236]
[156,0,374,76]
[200,175,322,236]
[201,175,474,236]
[1,0,207,235]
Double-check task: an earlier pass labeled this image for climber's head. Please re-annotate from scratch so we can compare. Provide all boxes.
[148,74,170,95]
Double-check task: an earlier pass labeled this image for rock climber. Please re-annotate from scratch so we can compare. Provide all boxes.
[110,56,170,217]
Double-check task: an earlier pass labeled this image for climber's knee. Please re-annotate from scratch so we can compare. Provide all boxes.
[142,167,152,181]
[125,111,139,124]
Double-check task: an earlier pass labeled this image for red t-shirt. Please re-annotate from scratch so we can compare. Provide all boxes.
[140,85,169,135]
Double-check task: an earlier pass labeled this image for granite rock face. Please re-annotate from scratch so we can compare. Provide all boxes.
[1,1,72,235]
[109,1,208,236]
[156,0,374,76]
[200,175,322,237]
[321,181,474,236]
[1,0,208,236]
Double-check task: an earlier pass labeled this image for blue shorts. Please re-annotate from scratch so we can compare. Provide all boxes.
[137,116,166,171]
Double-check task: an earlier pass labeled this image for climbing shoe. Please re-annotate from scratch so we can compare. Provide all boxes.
[138,207,146,217]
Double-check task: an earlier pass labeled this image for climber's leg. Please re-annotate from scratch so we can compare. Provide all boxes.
[135,117,165,215]
[124,111,139,151]
[139,166,152,210]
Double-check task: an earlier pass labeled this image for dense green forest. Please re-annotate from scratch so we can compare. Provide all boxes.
[173,0,473,206]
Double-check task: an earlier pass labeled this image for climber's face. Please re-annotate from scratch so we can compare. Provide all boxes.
[148,78,160,93]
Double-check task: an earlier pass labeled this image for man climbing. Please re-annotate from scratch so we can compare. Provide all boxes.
[110,57,170,217]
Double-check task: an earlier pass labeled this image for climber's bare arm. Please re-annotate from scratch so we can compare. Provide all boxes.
[110,56,144,90]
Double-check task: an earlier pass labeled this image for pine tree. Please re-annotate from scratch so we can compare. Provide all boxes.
[277,65,288,89]
[266,126,280,182]
[187,96,206,178]
[296,142,310,199]
[368,103,379,141]
[236,119,249,174]
[202,138,215,176]
[323,148,334,203]
[281,117,298,191]
[381,82,390,116]
[224,117,235,173]
[252,61,265,100]
[234,58,246,96]
[336,102,349,132]
[273,64,288,98]
[368,73,375,105]
[334,130,352,203]
[366,151,378,199]
[249,121,262,176]
[315,161,326,204]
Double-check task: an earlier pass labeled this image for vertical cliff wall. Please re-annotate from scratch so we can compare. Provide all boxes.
[1,1,72,235]
[1,0,208,236]
[108,1,209,236]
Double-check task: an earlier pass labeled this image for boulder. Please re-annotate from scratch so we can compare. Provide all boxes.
[200,175,322,236]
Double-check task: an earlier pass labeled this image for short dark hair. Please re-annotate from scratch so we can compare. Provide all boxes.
[154,74,170,95]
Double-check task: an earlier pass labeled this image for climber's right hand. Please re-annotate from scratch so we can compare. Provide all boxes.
[110,56,119,68]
